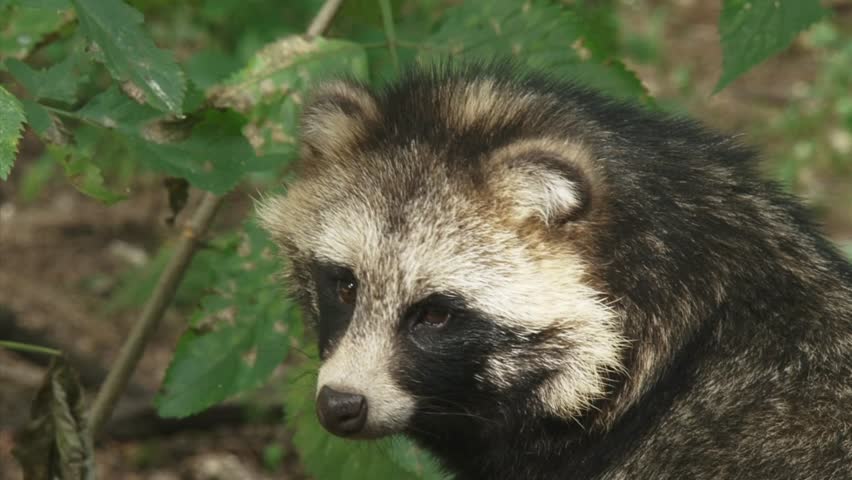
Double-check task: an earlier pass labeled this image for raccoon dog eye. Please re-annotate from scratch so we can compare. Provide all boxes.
[416,306,451,329]
[406,294,461,333]
[337,277,357,305]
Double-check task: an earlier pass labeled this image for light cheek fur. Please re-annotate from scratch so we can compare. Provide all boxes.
[433,243,626,418]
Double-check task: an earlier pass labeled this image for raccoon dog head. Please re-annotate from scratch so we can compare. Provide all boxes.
[258,66,626,440]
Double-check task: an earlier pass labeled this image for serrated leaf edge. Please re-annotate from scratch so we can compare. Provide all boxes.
[0,85,26,180]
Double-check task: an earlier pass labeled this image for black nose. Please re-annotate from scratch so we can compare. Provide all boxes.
[316,386,368,436]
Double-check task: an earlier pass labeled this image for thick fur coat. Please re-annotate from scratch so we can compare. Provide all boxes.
[258,64,852,479]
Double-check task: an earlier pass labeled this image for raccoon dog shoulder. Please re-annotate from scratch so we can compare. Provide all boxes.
[258,64,852,479]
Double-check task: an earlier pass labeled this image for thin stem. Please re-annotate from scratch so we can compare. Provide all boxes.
[0,340,62,357]
[85,0,348,440]
[307,0,344,37]
[87,192,223,436]
[378,0,400,71]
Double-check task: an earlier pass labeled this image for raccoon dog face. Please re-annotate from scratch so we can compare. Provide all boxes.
[258,68,626,440]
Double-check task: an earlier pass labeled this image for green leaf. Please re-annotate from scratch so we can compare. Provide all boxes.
[573,0,620,60]
[50,144,127,203]
[75,87,281,193]
[181,80,207,113]
[19,0,71,9]
[419,0,646,99]
[0,5,70,60]
[12,358,94,480]
[20,99,70,145]
[716,0,827,92]
[132,110,283,194]
[75,86,162,129]
[71,0,186,112]
[0,85,25,180]
[184,50,241,90]
[210,35,369,156]
[283,354,448,480]
[20,99,53,134]
[5,54,87,103]
[556,60,649,102]
[156,222,295,417]
[423,1,576,61]
[156,312,292,417]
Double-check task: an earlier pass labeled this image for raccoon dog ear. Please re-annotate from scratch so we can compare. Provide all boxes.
[490,141,592,226]
[300,80,379,159]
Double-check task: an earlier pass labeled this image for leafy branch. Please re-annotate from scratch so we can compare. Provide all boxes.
[85,0,348,441]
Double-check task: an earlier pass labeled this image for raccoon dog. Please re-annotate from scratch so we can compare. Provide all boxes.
[258,64,852,479]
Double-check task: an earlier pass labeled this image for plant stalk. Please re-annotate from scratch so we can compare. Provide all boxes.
[378,0,400,70]
[87,192,223,436]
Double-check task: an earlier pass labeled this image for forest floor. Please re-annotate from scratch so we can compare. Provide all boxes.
[1,1,851,479]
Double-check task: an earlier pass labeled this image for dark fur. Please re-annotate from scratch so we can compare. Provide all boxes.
[270,64,852,479]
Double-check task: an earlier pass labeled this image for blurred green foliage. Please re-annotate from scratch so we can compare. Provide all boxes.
[761,22,852,206]
[1,0,846,478]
